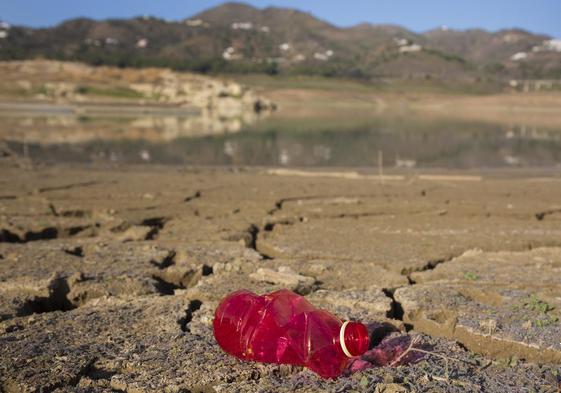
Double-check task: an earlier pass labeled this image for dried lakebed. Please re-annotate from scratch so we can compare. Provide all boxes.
[0,163,560,392]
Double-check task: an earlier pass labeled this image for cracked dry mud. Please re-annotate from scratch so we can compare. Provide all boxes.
[1,163,561,392]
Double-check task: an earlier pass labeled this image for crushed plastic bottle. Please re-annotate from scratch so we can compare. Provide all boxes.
[213,289,370,379]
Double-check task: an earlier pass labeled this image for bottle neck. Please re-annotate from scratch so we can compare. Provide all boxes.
[340,321,370,358]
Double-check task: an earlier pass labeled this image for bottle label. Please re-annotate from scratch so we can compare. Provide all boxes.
[339,321,354,358]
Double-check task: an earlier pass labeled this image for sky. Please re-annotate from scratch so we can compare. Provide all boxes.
[1,0,560,37]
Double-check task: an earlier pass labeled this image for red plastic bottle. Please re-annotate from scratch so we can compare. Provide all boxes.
[213,289,370,379]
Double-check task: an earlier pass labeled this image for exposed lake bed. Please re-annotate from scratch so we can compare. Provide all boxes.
[0,163,560,391]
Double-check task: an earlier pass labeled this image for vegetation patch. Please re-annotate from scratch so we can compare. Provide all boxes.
[524,294,553,314]
[75,85,144,99]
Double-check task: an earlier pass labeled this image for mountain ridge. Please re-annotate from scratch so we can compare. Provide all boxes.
[0,2,559,80]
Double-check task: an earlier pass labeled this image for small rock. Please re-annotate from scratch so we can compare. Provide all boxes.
[249,267,315,294]
[114,225,152,242]
[374,383,409,393]
[307,288,393,321]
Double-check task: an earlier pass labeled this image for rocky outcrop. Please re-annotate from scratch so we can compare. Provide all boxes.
[2,60,275,112]
[0,60,276,143]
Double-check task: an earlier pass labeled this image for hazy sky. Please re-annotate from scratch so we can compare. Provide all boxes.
[1,0,560,37]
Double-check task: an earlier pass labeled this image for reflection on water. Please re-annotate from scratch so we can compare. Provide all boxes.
[2,111,561,169]
[0,111,253,144]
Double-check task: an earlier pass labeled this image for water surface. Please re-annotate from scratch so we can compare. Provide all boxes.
[2,109,561,170]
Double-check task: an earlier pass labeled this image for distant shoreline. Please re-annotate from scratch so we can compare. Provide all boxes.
[0,102,201,117]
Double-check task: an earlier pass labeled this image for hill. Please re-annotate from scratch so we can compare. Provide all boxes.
[0,2,560,80]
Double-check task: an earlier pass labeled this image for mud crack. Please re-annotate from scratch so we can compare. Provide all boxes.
[49,204,92,218]
[151,251,213,295]
[83,363,118,383]
[184,190,202,203]
[150,250,176,269]
[245,224,273,260]
[152,276,184,295]
[0,225,92,243]
[267,195,332,215]
[63,246,84,257]
[18,274,76,316]
[403,254,461,282]
[382,289,405,321]
[177,299,203,332]
[535,209,561,221]
[38,181,113,194]
[141,217,169,240]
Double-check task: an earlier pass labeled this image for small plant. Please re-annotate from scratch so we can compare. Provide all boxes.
[463,272,478,281]
[525,294,553,314]
[535,315,559,328]
[495,356,519,368]
[508,356,519,367]
[535,319,543,328]
[75,85,89,94]
[33,84,49,96]
[360,376,369,387]
[73,84,144,99]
